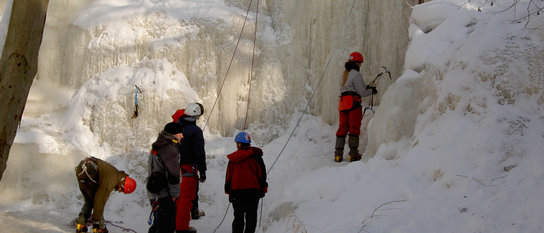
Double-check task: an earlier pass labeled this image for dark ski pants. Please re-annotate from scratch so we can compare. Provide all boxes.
[149,197,176,233]
[191,179,200,216]
[232,197,259,233]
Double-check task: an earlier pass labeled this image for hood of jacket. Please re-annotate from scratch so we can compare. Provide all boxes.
[152,130,178,150]
[227,147,262,163]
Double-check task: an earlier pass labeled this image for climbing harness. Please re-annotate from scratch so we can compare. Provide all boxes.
[77,157,98,184]
[131,85,142,119]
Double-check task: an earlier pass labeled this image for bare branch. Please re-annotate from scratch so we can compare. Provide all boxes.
[358,199,407,233]
[370,199,407,218]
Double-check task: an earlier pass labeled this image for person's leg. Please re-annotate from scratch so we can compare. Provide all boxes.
[191,181,200,219]
[335,110,349,161]
[244,198,260,233]
[76,186,93,232]
[347,107,362,136]
[157,197,176,233]
[176,176,197,231]
[336,110,349,137]
[347,107,363,161]
[232,198,245,233]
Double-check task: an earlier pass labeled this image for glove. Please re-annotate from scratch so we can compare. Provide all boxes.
[365,85,377,95]
[199,171,206,183]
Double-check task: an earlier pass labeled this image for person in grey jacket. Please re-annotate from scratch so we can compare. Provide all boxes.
[335,52,377,162]
[147,122,183,233]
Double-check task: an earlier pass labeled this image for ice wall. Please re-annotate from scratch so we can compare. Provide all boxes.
[266,0,412,124]
[31,0,411,150]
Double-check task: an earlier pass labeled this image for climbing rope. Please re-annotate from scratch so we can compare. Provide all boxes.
[361,0,370,52]
[202,0,256,132]
[267,0,359,174]
[104,220,137,233]
[243,0,260,131]
[214,0,362,231]
[212,203,231,233]
[211,0,260,231]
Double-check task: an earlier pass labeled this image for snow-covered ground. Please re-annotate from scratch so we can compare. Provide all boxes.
[1,0,544,232]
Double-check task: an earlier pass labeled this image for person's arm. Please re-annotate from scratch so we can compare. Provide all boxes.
[160,146,181,198]
[353,72,372,97]
[224,161,232,194]
[193,128,207,181]
[252,147,268,194]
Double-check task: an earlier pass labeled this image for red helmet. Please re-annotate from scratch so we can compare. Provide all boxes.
[123,176,136,194]
[348,52,364,63]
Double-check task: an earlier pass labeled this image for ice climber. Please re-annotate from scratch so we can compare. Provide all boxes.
[334,52,377,162]
[74,157,137,233]
[146,122,184,233]
[225,131,268,233]
[172,102,207,233]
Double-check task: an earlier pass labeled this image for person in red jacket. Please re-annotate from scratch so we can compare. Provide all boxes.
[224,132,268,233]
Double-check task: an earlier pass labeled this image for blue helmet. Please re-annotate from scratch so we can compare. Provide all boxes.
[234,132,251,144]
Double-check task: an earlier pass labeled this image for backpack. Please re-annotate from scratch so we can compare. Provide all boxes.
[146,149,168,194]
[146,171,167,194]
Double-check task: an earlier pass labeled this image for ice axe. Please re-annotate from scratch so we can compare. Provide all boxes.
[363,66,391,116]
[368,66,391,88]
[131,85,142,119]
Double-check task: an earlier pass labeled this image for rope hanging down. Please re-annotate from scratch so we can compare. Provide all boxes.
[243,0,260,131]
[212,0,260,232]
[215,0,367,231]
[203,0,257,132]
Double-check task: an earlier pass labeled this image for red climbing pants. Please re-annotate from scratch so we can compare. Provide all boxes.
[175,164,198,231]
[336,107,362,136]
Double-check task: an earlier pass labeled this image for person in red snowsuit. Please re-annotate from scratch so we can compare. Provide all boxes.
[225,132,268,233]
[172,103,207,233]
[335,52,377,162]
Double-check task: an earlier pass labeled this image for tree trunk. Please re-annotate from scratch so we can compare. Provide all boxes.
[0,0,49,181]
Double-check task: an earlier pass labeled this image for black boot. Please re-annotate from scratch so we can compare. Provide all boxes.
[334,136,346,162]
[177,227,197,233]
[191,210,205,219]
[348,135,361,162]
